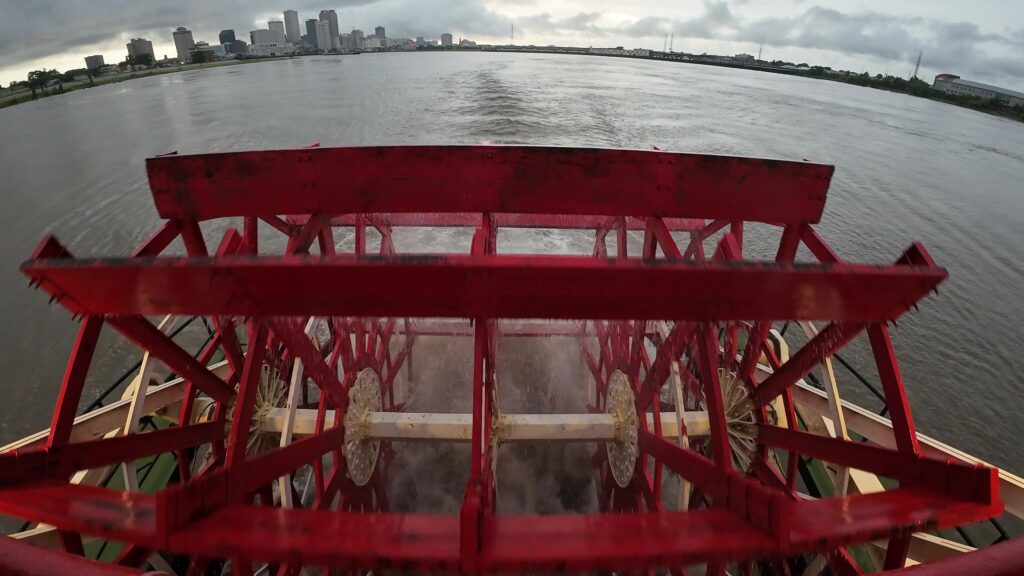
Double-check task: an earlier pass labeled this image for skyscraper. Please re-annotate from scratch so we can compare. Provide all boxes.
[351,29,365,51]
[269,20,285,37]
[219,29,236,44]
[173,27,195,62]
[126,38,154,61]
[441,33,453,47]
[315,20,331,51]
[283,10,301,44]
[375,26,386,39]
[305,19,318,46]
[319,10,340,51]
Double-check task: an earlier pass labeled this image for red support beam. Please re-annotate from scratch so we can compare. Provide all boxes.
[225,323,268,469]
[868,324,920,455]
[696,324,733,471]
[47,316,103,449]
[24,255,947,322]
[751,321,865,407]
[0,534,149,576]
[640,322,695,393]
[267,317,347,409]
[132,220,181,257]
[1,422,224,487]
[146,146,834,224]
[106,316,235,404]
[800,224,841,264]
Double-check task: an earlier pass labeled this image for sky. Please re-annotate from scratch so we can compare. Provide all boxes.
[1,0,1022,90]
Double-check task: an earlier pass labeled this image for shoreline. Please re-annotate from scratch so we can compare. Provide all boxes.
[0,57,288,109]
[3,50,1021,124]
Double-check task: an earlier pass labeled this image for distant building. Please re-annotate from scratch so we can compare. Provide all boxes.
[351,29,365,50]
[589,47,650,57]
[459,38,477,47]
[228,39,248,54]
[305,19,318,45]
[416,36,425,45]
[251,28,286,46]
[363,37,383,50]
[247,43,296,57]
[734,53,755,61]
[219,29,236,44]
[319,10,340,51]
[173,27,195,63]
[126,38,154,61]
[84,55,105,70]
[269,21,285,37]
[441,33,453,47]
[375,26,386,39]
[315,20,331,51]
[283,10,301,44]
[933,74,1024,107]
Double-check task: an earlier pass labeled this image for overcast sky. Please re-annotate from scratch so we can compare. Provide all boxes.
[2,0,1022,90]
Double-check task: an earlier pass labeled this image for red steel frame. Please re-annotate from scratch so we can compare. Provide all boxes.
[0,145,1009,574]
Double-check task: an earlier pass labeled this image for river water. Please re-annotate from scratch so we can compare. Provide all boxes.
[0,52,1021,475]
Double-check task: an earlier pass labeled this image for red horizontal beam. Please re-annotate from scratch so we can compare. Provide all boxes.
[0,535,148,576]
[147,146,833,224]
[0,484,161,548]
[0,422,223,487]
[757,425,998,504]
[784,488,1001,550]
[168,505,462,571]
[23,254,945,321]
[319,213,706,231]
[481,510,777,572]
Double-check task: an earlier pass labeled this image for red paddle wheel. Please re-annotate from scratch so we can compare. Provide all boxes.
[0,146,1016,575]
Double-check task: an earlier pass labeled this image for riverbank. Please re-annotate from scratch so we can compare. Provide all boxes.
[0,57,288,109]
[4,49,1022,124]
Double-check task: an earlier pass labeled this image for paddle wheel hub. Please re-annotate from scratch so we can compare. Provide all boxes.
[0,145,1015,575]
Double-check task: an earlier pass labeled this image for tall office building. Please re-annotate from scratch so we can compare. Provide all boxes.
[319,10,340,51]
[351,29,365,50]
[441,33,453,47]
[315,20,331,51]
[173,27,195,62]
[126,38,154,61]
[219,29,236,44]
[269,20,285,37]
[375,26,386,39]
[84,55,105,70]
[283,10,301,44]
[305,19,318,45]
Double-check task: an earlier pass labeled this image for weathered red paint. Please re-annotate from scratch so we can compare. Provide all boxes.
[146,146,833,223]
[5,145,1007,574]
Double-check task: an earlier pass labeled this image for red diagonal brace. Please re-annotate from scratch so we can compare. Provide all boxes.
[107,316,234,404]
[751,321,864,407]
[267,317,347,409]
[47,316,104,449]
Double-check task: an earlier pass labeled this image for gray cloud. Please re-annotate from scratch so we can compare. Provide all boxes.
[1,0,1021,88]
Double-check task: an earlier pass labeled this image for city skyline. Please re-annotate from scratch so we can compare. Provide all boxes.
[1,1,1022,90]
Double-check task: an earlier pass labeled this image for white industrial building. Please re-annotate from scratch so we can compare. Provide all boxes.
[933,74,1024,107]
